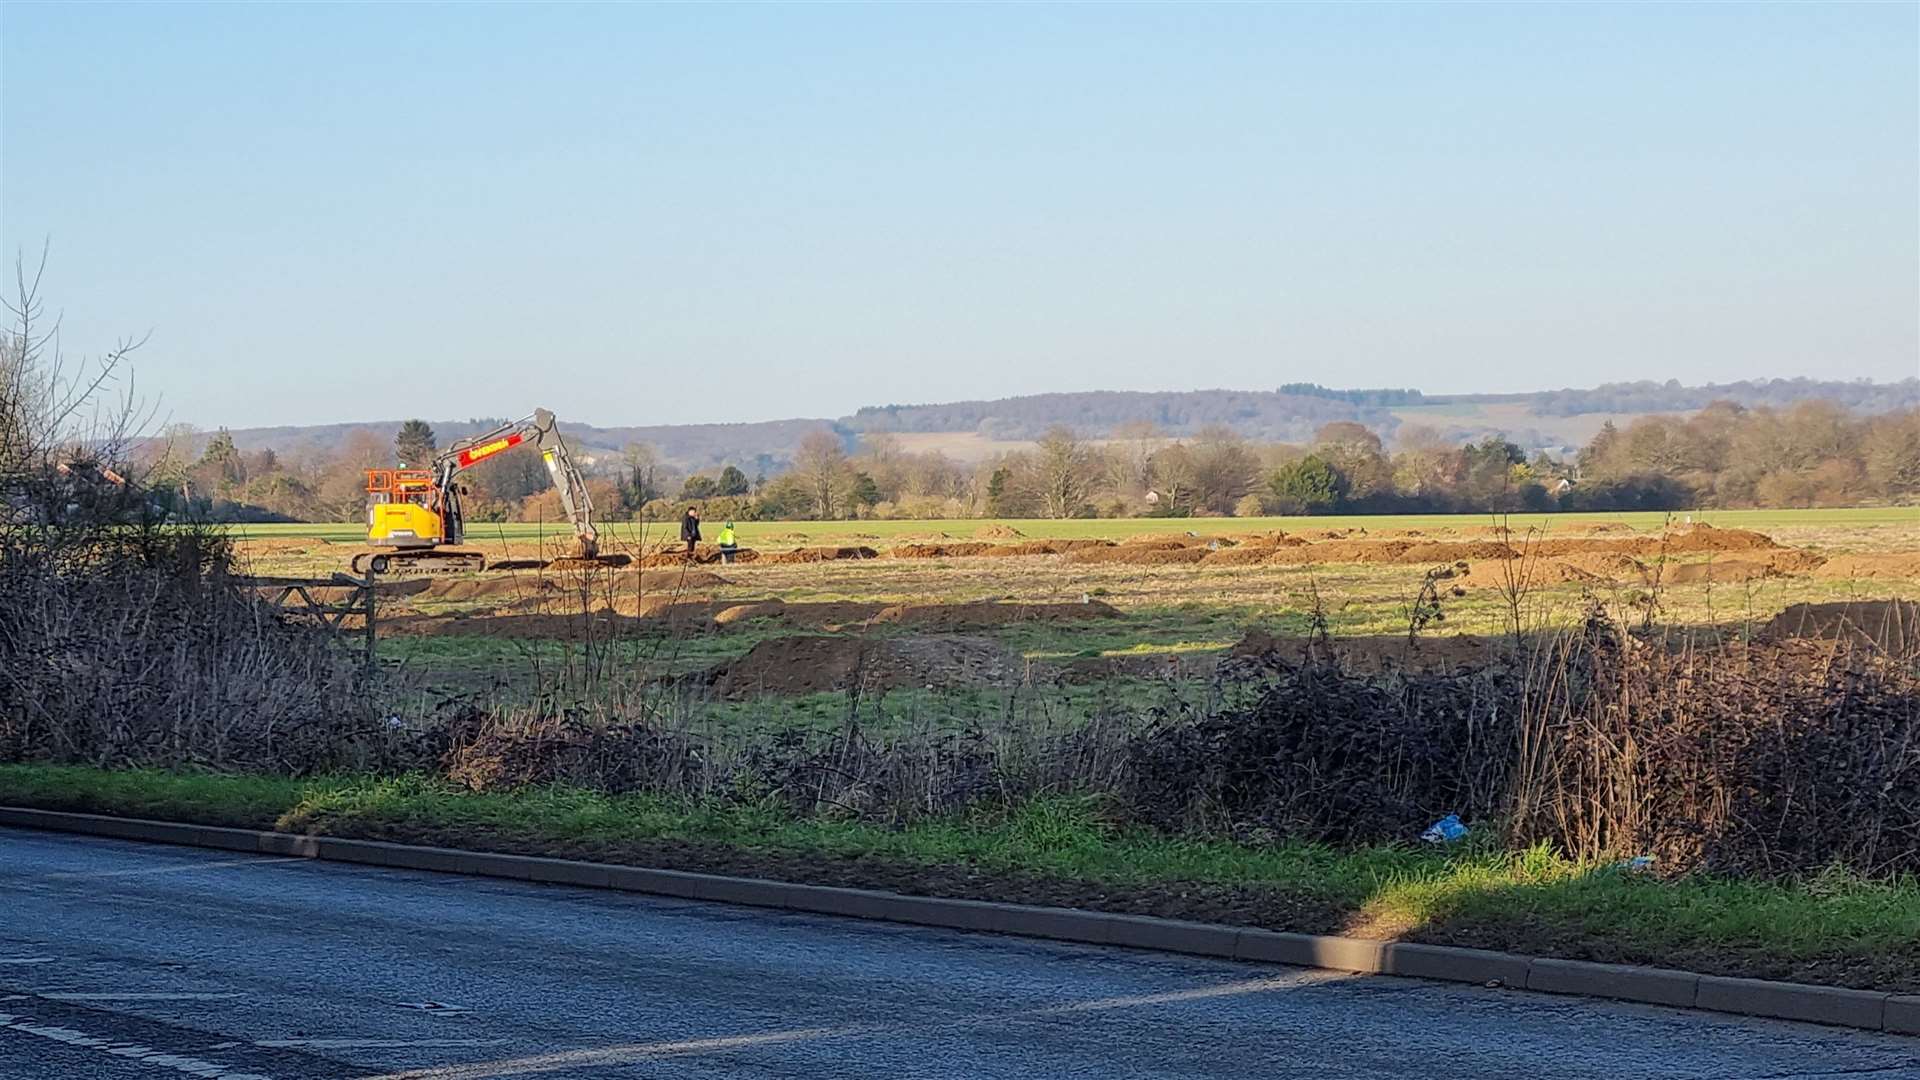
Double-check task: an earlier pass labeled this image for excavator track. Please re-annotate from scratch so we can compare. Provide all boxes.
[349,549,486,577]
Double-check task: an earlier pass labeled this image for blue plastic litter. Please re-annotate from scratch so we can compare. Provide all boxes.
[1421,814,1468,844]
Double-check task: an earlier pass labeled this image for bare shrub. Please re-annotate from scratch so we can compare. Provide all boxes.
[1120,659,1514,843]
[0,256,380,774]
[0,523,385,773]
[1510,619,1920,876]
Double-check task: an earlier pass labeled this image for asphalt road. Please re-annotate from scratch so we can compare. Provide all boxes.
[2,828,1915,1080]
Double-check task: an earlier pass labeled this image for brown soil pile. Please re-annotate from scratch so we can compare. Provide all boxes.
[1529,537,1644,557]
[709,600,887,630]
[1550,552,1649,579]
[1118,535,1199,549]
[1066,546,1210,566]
[1262,540,1416,565]
[1523,527,1781,560]
[1400,541,1518,562]
[1757,549,1830,573]
[1226,531,1307,548]
[974,524,1024,539]
[889,538,1111,560]
[1662,524,1780,554]
[1199,547,1280,566]
[1813,553,1920,580]
[987,539,1112,556]
[637,544,759,567]
[1659,560,1779,585]
[869,599,1122,630]
[758,546,880,564]
[1448,560,1599,591]
[701,634,1022,698]
[889,542,992,559]
[1763,600,1919,654]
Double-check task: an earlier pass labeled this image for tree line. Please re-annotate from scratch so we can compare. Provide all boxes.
[141,396,1918,524]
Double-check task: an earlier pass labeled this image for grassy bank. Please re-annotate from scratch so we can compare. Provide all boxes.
[4,764,1915,992]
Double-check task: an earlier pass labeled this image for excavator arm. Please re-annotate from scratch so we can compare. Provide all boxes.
[437,408,599,558]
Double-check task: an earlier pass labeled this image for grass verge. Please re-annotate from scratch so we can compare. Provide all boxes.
[3,764,1915,992]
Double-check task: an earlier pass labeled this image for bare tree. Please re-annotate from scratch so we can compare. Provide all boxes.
[1188,425,1259,513]
[2,245,150,476]
[1028,427,1095,518]
[1106,419,1162,498]
[1149,442,1196,514]
[794,430,849,519]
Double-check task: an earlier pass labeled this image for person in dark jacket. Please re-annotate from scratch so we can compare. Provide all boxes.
[681,506,701,555]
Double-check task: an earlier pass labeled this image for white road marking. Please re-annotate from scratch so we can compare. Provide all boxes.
[257,1038,507,1049]
[0,1012,270,1079]
[47,992,242,1002]
[362,970,1334,1078]
[0,957,55,965]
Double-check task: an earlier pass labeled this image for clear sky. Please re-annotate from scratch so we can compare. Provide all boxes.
[3,2,1915,430]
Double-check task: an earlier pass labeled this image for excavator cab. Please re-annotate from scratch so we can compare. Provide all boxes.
[364,470,451,549]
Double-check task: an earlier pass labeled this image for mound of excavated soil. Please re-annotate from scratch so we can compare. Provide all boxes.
[1199,547,1279,566]
[637,545,759,567]
[1448,559,1599,591]
[709,600,887,630]
[974,524,1025,539]
[869,599,1122,630]
[1225,532,1307,548]
[758,546,880,565]
[1813,553,1920,580]
[1658,560,1779,585]
[1662,524,1779,554]
[889,542,993,559]
[1118,535,1199,549]
[1549,552,1649,580]
[1400,541,1518,562]
[1262,540,1416,565]
[1762,600,1919,654]
[701,635,1022,698]
[1066,546,1210,566]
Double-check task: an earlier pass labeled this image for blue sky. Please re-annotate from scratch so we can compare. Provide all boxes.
[2,3,1914,430]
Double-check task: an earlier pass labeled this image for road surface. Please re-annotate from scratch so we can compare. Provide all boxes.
[1,827,1914,1079]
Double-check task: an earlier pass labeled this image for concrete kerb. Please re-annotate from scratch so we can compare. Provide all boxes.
[1526,958,1699,1009]
[1888,997,1920,1037]
[0,805,1910,1036]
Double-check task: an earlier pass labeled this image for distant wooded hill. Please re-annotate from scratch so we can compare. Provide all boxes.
[202,377,1917,469]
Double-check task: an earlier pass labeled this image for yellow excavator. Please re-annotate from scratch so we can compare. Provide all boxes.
[353,409,614,575]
